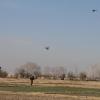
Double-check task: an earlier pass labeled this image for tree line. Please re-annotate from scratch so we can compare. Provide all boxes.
[1,62,100,81]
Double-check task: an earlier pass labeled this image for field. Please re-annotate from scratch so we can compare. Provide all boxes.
[0,78,100,100]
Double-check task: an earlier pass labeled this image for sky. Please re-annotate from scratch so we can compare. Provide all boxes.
[0,0,100,73]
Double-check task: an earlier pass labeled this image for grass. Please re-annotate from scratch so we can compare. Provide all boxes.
[0,83,100,97]
[0,94,86,100]
[1,79,100,100]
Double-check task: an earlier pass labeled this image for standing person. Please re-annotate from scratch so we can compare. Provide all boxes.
[30,75,35,86]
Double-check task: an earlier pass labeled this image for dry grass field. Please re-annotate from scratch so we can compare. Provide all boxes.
[1,78,100,88]
[0,78,100,100]
[0,92,100,100]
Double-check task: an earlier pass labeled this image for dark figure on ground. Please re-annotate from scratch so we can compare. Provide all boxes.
[61,74,65,80]
[30,76,35,86]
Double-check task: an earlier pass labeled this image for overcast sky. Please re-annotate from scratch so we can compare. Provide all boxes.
[0,0,100,73]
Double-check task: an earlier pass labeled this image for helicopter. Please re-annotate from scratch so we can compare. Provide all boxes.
[45,46,50,50]
[92,9,97,12]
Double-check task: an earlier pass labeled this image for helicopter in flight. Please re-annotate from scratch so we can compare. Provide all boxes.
[92,9,97,12]
[45,46,50,50]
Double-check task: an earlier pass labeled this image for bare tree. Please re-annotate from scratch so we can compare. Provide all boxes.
[60,74,66,80]
[67,71,75,80]
[57,67,66,80]
[15,62,41,78]
[79,72,87,81]
[43,66,66,80]
[88,64,100,80]
[0,66,8,78]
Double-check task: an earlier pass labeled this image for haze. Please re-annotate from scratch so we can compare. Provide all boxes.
[0,0,100,73]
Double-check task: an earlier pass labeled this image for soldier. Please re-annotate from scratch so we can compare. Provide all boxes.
[30,75,35,86]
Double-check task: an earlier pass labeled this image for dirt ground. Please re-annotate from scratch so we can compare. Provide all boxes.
[0,78,100,100]
[0,78,100,89]
[0,91,100,100]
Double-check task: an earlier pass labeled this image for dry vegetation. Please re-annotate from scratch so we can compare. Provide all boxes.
[0,78,100,100]
[1,78,100,88]
[0,92,100,100]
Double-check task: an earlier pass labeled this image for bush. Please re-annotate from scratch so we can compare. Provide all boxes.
[0,67,8,78]
[60,74,66,80]
[79,72,87,81]
[67,72,75,80]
